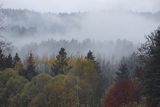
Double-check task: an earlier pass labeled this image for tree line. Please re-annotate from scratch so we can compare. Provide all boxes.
[0,28,160,107]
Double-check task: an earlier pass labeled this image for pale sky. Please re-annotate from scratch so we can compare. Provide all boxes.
[2,0,160,13]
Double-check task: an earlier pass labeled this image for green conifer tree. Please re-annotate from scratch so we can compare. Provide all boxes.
[52,48,70,75]
[85,50,95,62]
[23,53,37,80]
[0,48,6,70]
[115,63,129,81]
[13,53,21,66]
[143,29,160,107]
[6,54,13,68]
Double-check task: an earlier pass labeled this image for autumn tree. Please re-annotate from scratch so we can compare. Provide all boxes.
[28,75,78,107]
[70,58,100,107]
[12,53,23,74]
[18,73,52,107]
[86,50,106,104]
[0,69,28,107]
[52,48,70,75]
[103,78,139,107]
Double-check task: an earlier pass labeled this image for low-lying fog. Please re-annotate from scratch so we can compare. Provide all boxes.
[0,9,159,60]
[1,9,159,48]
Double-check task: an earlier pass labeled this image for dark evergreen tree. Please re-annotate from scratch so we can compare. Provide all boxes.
[52,48,70,75]
[85,50,95,62]
[0,48,6,70]
[86,50,104,106]
[6,54,13,68]
[13,53,21,66]
[115,63,129,81]
[22,53,37,80]
[142,29,160,107]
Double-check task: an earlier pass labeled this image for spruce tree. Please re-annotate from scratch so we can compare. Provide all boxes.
[6,54,13,68]
[85,50,95,62]
[23,53,37,80]
[143,29,160,107]
[52,48,70,75]
[13,53,21,66]
[0,48,6,70]
[115,63,129,81]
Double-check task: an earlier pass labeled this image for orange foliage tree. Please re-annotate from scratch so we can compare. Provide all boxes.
[103,78,139,107]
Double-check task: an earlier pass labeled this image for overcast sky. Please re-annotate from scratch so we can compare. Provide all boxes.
[2,0,160,13]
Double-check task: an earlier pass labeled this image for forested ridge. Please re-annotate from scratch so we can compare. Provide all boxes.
[0,28,160,107]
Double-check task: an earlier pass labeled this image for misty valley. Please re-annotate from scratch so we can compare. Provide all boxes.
[0,8,160,107]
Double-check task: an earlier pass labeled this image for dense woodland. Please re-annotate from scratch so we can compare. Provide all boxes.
[0,27,160,107]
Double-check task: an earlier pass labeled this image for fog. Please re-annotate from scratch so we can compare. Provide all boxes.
[1,9,160,48]
[0,8,159,61]
[3,0,160,13]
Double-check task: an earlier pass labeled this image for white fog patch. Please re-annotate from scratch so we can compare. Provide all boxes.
[1,9,159,48]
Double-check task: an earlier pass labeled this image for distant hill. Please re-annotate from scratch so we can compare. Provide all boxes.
[1,9,83,37]
[0,9,159,46]
[0,9,159,61]
[137,11,160,21]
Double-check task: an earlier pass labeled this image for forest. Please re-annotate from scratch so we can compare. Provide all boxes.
[0,26,160,107]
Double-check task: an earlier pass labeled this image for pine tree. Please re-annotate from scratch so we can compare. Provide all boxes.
[6,54,13,68]
[116,63,129,81]
[13,53,23,73]
[85,50,95,62]
[0,48,6,70]
[143,29,160,107]
[13,53,21,66]
[52,48,70,75]
[85,50,104,106]
[23,53,37,80]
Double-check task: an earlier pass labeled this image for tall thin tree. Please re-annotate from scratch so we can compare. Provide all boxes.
[142,28,160,107]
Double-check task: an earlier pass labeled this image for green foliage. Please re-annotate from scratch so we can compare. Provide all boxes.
[6,54,14,68]
[15,61,24,73]
[0,45,151,107]
[70,58,100,107]
[0,48,6,70]
[18,73,52,107]
[0,69,28,107]
[13,53,21,66]
[116,63,129,81]
[29,75,78,107]
[52,48,71,75]
[21,53,38,80]
[142,28,160,107]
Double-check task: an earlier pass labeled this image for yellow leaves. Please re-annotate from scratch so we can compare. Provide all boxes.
[29,74,78,107]
[48,57,56,65]
[14,61,23,72]
[70,57,98,81]
[0,53,101,107]
[28,57,36,67]
[37,55,56,66]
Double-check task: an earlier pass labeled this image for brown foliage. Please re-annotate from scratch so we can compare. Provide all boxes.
[103,78,139,107]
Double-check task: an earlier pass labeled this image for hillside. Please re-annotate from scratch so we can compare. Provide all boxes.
[0,9,159,46]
